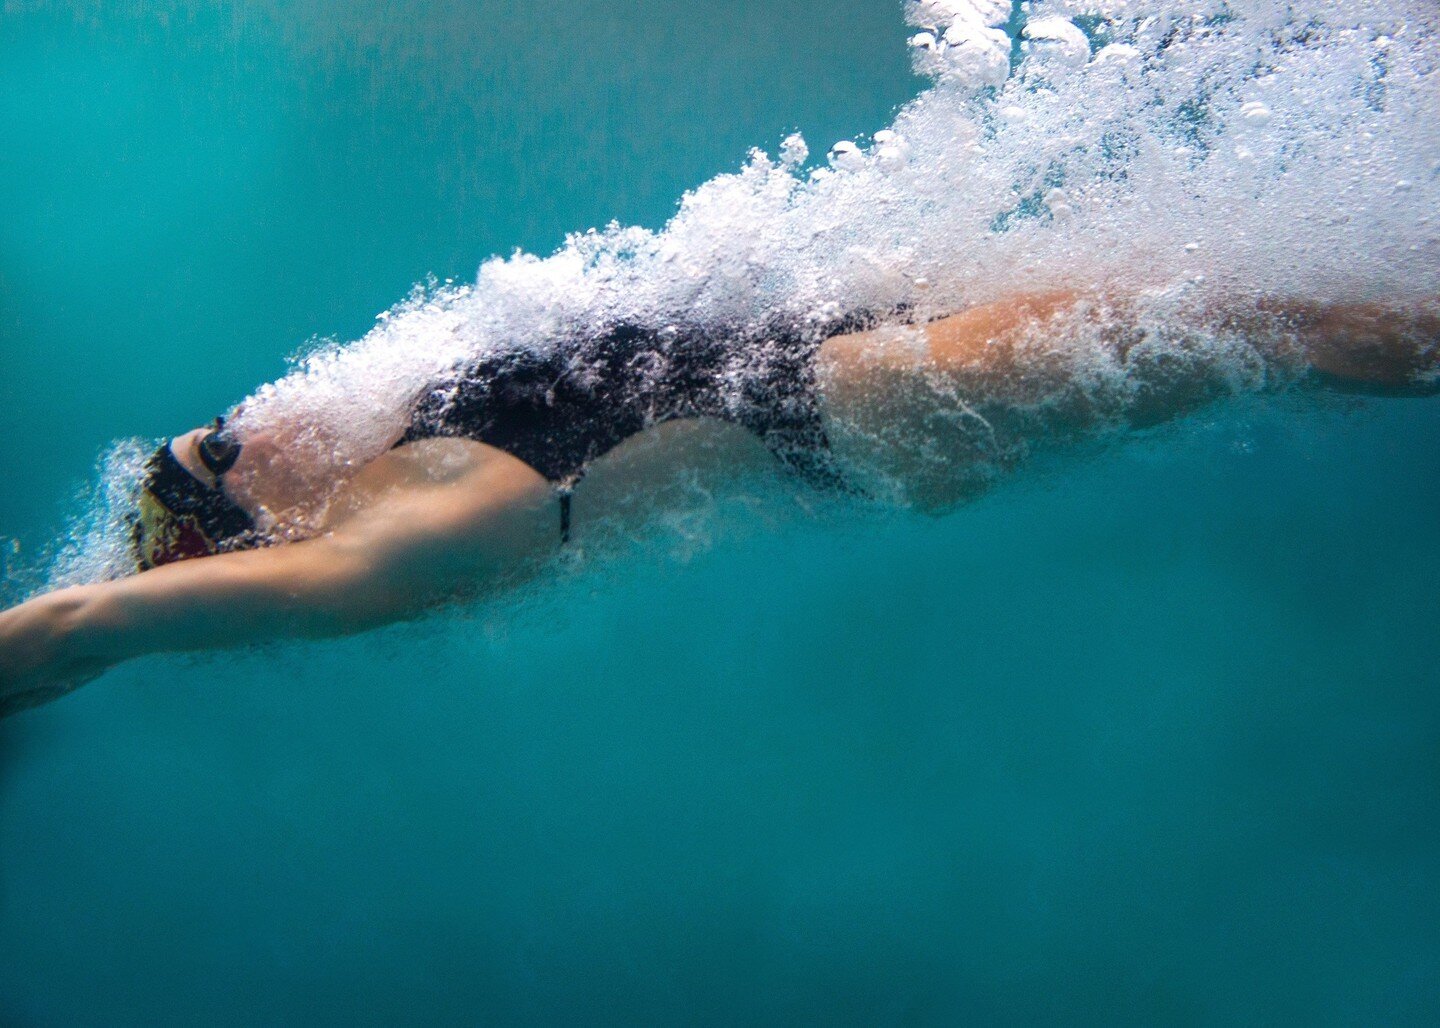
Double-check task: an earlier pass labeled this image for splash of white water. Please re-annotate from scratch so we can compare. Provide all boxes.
[54,0,1440,584]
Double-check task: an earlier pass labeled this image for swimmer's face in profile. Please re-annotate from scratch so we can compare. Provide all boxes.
[133,423,254,570]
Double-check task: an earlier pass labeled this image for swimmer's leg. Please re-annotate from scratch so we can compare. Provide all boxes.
[821,291,1084,381]
[1278,302,1440,395]
[827,290,1440,399]
[817,290,1438,511]
[917,293,1440,394]
[816,292,1092,510]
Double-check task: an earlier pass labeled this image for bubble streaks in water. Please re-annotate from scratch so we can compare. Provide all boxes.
[55,0,1440,583]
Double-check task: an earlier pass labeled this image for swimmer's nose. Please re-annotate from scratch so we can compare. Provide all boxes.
[171,427,209,451]
[165,428,216,485]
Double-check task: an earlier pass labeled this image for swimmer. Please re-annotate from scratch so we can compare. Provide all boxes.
[1,290,1436,717]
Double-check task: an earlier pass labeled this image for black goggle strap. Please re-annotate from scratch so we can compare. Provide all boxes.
[141,443,256,541]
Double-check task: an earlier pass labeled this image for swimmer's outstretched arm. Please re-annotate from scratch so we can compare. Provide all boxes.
[0,448,556,718]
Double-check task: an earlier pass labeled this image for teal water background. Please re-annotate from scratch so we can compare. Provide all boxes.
[3,2,1439,1023]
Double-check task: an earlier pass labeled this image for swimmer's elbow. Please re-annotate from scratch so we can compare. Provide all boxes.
[268,541,402,637]
[145,538,392,643]
[282,534,473,636]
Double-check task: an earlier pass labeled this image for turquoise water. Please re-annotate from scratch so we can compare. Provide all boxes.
[3,2,1440,1024]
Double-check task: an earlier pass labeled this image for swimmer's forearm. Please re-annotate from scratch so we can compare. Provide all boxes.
[4,456,552,712]
[64,539,390,669]
[0,587,114,710]
[0,545,390,716]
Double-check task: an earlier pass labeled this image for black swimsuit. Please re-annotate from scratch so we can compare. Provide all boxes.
[397,319,863,537]
[138,315,875,568]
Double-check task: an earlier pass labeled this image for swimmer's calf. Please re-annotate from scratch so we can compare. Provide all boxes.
[1277,301,1440,394]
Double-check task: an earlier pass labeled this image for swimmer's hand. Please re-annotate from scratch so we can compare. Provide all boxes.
[0,587,110,719]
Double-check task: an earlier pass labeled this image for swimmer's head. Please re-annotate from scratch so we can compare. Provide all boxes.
[132,422,254,571]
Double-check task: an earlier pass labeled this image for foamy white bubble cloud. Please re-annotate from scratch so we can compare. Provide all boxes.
[232,0,1440,475]
[56,0,1440,579]
[909,0,1012,30]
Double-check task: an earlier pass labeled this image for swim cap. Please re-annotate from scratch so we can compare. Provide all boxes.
[132,442,255,570]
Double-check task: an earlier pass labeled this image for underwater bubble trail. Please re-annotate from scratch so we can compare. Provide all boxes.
[51,0,1440,584]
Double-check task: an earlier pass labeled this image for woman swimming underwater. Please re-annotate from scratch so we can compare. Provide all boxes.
[1,289,1436,717]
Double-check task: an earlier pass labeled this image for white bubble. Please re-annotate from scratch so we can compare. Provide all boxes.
[779,132,809,169]
[828,140,865,171]
[911,0,1011,29]
[876,145,910,174]
[1240,101,1273,127]
[941,22,1013,87]
[1092,43,1141,66]
[1022,17,1090,70]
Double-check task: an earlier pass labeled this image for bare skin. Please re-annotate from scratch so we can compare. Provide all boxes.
[1,291,1435,716]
